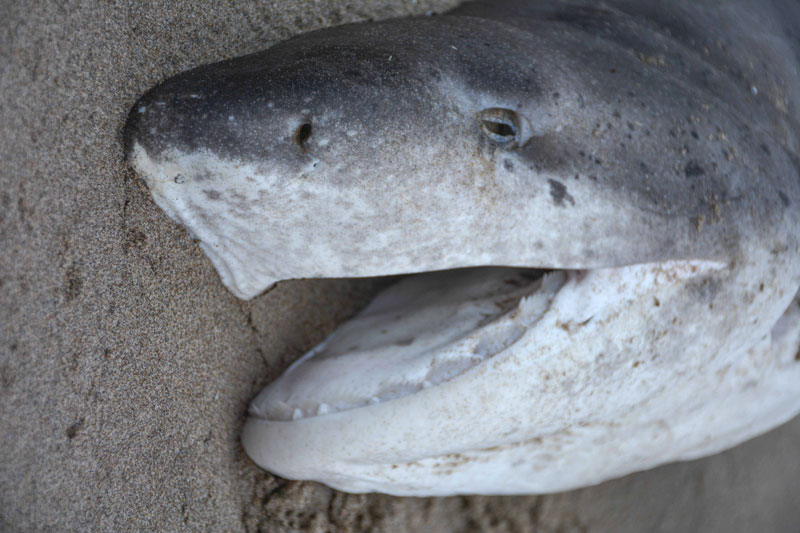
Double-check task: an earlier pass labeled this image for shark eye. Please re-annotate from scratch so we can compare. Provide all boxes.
[294,122,312,149]
[477,108,521,147]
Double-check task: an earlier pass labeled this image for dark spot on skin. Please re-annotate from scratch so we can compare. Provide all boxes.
[632,361,642,368]
[778,190,790,207]
[548,179,575,206]
[684,160,705,178]
[66,418,84,440]
[691,130,699,139]
[503,159,514,172]
[395,338,414,347]
[695,214,706,231]
[760,143,771,155]
[204,190,221,200]
[653,297,660,307]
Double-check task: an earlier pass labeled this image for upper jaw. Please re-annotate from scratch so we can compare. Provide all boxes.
[120,17,777,303]
[124,129,736,302]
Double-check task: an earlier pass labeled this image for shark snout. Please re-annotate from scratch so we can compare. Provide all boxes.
[123,96,150,162]
[123,84,187,164]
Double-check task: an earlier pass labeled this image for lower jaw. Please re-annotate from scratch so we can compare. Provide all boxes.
[246,259,729,423]
[241,260,800,496]
[249,266,567,422]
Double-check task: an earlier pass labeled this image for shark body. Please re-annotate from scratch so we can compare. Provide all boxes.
[125,0,800,495]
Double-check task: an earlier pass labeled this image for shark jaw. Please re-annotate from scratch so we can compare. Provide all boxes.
[241,259,800,496]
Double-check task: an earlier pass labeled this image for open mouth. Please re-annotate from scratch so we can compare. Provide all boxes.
[245,259,723,424]
[235,256,800,498]
[249,267,566,422]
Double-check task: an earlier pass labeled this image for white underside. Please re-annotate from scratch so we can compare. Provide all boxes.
[242,259,800,495]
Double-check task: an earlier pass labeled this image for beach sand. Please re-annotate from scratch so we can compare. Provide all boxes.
[1,2,799,531]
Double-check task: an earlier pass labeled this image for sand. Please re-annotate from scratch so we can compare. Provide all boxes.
[1,1,799,531]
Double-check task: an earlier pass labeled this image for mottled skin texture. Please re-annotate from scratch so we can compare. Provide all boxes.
[123,0,800,495]
[125,0,800,300]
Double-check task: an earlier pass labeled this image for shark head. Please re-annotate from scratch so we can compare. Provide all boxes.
[124,4,800,495]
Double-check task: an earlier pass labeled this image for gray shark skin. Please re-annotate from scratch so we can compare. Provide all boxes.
[124,0,800,495]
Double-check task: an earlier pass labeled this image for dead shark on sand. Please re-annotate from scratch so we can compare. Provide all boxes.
[124,0,800,495]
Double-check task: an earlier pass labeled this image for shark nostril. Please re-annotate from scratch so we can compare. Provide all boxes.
[294,122,312,150]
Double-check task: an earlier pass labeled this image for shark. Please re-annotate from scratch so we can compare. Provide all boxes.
[123,0,800,495]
